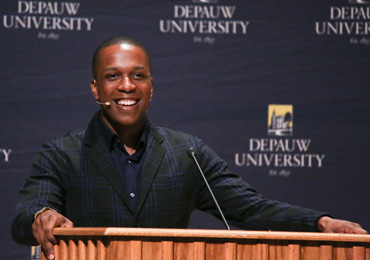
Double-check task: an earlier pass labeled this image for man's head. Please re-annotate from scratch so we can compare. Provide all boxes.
[90,36,153,132]
[92,36,151,78]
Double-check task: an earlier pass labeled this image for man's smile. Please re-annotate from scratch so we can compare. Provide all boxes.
[114,98,139,106]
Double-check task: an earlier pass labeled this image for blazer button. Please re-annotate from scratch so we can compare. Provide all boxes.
[134,223,141,227]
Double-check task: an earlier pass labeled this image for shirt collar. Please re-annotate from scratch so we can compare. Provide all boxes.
[97,115,149,155]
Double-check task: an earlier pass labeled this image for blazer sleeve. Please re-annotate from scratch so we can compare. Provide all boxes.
[193,137,329,232]
[11,140,67,245]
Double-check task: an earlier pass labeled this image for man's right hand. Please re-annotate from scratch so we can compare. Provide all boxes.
[32,209,73,260]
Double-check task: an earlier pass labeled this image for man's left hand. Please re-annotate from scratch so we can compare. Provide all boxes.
[317,216,368,234]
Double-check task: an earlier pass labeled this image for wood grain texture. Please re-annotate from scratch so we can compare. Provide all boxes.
[40,228,370,260]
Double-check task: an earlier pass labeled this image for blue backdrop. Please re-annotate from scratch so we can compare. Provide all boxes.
[1,0,369,259]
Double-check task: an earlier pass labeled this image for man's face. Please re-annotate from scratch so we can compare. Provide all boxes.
[91,44,153,129]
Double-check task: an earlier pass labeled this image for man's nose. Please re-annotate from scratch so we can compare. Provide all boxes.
[117,76,136,92]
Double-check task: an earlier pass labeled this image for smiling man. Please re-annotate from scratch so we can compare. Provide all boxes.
[12,36,367,260]
[91,40,153,154]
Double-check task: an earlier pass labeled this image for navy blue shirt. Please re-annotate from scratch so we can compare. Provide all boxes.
[97,116,148,209]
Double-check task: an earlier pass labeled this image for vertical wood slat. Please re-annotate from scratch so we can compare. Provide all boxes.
[255,243,268,260]
[173,240,205,260]
[68,239,78,260]
[87,239,96,260]
[224,242,237,260]
[267,242,277,260]
[161,241,174,260]
[353,246,365,260]
[78,239,86,260]
[205,242,235,260]
[53,240,60,260]
[142,240,174,259]
[96,239,106,260]
[320,244,333,260]
[204,242,214,260]
[59,239,68,260]
[129,240,142,260]
[193,241,205,260]
[288,244,300,260]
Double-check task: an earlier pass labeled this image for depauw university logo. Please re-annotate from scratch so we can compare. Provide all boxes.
[268,105,293,136]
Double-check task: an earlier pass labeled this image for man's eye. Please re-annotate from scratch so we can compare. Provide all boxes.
[132,73,145,79]
[106,74,119,80]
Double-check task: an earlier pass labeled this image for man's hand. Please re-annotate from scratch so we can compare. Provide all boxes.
[32,210,73,260]
[317,216,368,234]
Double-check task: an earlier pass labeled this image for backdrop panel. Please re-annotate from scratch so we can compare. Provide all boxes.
[1,0,369,259]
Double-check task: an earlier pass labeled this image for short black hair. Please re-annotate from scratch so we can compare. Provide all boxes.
[92,36,151,78]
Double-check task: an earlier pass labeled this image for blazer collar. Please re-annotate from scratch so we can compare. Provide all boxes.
[84,112,135,214]
[84,112,166,216]
[135,121,166,217]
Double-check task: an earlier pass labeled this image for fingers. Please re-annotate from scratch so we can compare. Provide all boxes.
[318,217,368,234]
[32,214,56,259]
[336,221,367,234]
[343,222,368,234]
[61,217,74,228]
[32,210,73,260]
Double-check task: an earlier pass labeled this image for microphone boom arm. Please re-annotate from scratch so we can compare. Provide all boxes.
[188,148,231,230]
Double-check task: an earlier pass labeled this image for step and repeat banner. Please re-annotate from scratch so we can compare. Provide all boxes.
[1,0,369,259]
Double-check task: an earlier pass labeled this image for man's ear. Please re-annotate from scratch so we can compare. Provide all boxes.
[90,79,99,100]
[150,77,154,101]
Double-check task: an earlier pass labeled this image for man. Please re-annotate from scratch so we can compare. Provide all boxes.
[12,36,367,260]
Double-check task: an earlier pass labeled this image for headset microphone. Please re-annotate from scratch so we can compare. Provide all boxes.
[96,101,111,106]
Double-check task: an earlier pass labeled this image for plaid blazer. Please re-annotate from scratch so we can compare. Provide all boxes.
[12,113,326,245]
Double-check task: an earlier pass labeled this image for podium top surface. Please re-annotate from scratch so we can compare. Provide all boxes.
[52,227,370,243]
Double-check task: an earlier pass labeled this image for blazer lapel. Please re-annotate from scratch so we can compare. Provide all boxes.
[135,124,166,217]
[84,113,135,215]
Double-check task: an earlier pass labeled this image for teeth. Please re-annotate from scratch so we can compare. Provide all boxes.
[117,99,137,106]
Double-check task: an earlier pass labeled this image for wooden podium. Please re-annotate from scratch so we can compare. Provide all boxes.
[43,228,370,260]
